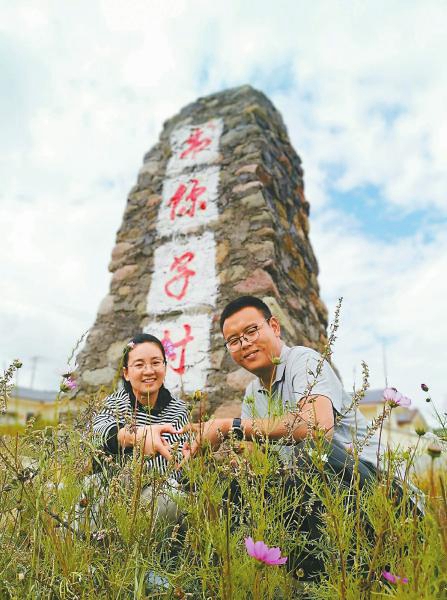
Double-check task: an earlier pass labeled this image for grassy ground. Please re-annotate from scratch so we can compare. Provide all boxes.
[0,402,446,600]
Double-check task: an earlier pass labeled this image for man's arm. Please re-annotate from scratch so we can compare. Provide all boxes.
[243,394,334,441]
[181,394,334,458]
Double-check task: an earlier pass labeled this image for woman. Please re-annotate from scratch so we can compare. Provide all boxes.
[93,332,189,482]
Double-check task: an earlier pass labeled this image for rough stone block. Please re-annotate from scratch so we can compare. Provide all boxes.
[97,294,114,315]
[111,264,138,282]
[232,181,263,195]
[240,191,265,210]
[261,296,298,340]
[82,366,116,387]
[107,341,128,364]
[235,164,259,176]
[234,268,279,296]
[111,242,132,261]
[226,368,255,391]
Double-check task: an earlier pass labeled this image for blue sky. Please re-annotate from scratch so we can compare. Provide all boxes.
[329,184,440,240]
[1,0,446,423]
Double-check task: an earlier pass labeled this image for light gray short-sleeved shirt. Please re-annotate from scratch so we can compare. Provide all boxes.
[242,345,381,466]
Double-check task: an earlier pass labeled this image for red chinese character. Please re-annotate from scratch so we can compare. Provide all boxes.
[161,324,194,375]
[168,178,207,221]
[179,128,212,159]
[164,252,196,300]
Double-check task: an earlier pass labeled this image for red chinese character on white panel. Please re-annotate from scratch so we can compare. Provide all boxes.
[144,314,212,392]
[164,251,196,300]
[147,232,216,313]
[161,324,194,375]
[166,119,223,175]
[158,167,219,236]
[179,128,212,159]
[168,179,207,221]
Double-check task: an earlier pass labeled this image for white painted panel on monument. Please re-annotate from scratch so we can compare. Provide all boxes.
[146,231,217,313]
[166,118,223,175]
[143,313,212,392]
[157,166,220,236]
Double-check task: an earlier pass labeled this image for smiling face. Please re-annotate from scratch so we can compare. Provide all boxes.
[222,306,283,384]
[123,342,166,405]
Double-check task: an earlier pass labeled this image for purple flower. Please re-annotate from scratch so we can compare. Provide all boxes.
[162,339,176,361]
[383,387,411,408]
[65,376,77,390]
[60,375,77,392]
[381,570,408,584]
[244,537,287,566]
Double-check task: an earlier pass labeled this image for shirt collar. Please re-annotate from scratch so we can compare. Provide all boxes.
[132,386,171,415]
[257,344,291,392]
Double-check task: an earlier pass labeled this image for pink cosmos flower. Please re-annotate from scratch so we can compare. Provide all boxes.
[244,537,287,566]
[381,570,408,584]
[383,387,411,408]
[65,376,77,390]
[162,339,176,361]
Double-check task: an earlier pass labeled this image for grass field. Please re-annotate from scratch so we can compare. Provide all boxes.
[1,349,446,599]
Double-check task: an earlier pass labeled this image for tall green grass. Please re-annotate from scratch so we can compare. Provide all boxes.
[1,325,446,599]
[0,394,446,599]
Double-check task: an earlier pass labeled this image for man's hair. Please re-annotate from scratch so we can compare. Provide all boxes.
[219,296,273,331]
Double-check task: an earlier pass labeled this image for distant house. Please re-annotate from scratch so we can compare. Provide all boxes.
[359,388,430,450]
[0,386,76,426]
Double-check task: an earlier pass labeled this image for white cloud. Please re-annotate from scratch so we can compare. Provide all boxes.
[311,214,447,421]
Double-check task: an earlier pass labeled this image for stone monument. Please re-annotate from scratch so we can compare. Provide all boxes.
[76,85,328,414]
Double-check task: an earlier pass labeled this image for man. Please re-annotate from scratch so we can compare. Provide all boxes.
[182,295,382,579]
[183,295,379,465]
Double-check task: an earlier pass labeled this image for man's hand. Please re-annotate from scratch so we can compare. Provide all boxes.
[180,418,232,463]
[118,424,181,462]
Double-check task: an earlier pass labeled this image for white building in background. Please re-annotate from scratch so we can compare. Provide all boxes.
[0,387,76,427]
[359,388,430,450]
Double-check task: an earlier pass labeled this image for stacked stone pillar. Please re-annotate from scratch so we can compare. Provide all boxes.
[76,85,328,414]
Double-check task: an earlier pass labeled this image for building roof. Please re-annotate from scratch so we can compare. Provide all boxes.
[358,388,387,404]
[395,410,419,425]
[358,388,429,429]
[11,386,58,403]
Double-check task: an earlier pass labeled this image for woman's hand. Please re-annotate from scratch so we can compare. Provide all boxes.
[180,418,232,463]
[118,424,181,461]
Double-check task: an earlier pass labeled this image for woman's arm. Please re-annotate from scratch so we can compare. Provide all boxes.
[117,423,183,462]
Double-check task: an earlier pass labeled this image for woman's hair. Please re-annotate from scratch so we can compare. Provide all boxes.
[122,332,167,368]
[122,333,172,409]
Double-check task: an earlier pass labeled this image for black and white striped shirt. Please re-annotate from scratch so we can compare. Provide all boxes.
[92,387,189,481]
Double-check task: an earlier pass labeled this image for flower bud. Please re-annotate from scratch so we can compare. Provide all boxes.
[427,444,441,459]
[421,383,429,392]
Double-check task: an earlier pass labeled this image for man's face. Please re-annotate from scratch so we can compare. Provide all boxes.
[222,306,282,378]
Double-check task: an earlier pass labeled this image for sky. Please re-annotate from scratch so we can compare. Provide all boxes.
[1,0,446,425]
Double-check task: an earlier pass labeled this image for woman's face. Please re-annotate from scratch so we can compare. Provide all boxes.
[123,342,166,405]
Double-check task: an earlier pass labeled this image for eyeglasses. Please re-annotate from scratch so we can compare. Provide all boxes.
[224,319,270,352]
[128,360,166,371]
